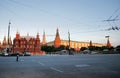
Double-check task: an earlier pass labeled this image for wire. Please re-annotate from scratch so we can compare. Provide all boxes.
[7,0,95,29]
[0,3,16,15]
[107,8,120,20]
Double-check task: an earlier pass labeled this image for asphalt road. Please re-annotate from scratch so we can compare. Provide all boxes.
[0,54,120,78]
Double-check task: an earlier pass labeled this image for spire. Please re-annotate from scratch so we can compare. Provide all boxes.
[54,28,61,48]
[16,31,20,39]
[36,32,40,39]
[56,28,59,36]
[2,36,7,45]
[42,30,46,45]
[107,39,111,48]
[89,40,93,46]
[27,32,29,36]
[105,36,112,48]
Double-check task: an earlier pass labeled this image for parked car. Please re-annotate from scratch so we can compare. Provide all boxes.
[103,49,109,54]
[91,51,99,54]
[2,52,9,56]
[103,49,109,52]
[10,52,23,56]
[83,50,91,54]
[24,52,31,56]
[60,50,68,55]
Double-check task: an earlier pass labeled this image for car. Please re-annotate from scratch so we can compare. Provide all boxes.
[24,52,31,56]
[60,50,68,55]
[103,49,109,52]
[2,52,9,56]
[83,50,91,54]
[91,51,99,54]
[103,49,109,54]
[10,52,23,56]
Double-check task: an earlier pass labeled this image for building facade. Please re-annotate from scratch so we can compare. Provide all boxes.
[47,40,104,50]
[61,40,104,49]
[0,36,12,51]
[13,32,41,55]
[0,28,110,54]
[47,28,105,51]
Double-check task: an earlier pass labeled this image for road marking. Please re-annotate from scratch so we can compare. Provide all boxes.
[75,64,90,67]
[50,67,63,73]
[38,62,45,66]
[20,60,24,61]
[32,60,35,62]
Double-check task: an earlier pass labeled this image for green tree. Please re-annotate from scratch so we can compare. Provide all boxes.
[80,47,87,51]
[116,45,120,54]
[57,45,66,51]
[41,45,56,54]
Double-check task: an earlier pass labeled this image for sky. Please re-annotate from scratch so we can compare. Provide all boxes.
[0,0,120,47]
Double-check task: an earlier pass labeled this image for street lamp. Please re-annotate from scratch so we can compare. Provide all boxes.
[8,21,11,45]
[7,21,11,53]
[68,31,71,55]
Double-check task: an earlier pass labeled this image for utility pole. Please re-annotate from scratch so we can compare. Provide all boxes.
[68,31,71,55]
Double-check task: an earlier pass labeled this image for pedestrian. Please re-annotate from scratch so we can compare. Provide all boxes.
[16,52,19,62]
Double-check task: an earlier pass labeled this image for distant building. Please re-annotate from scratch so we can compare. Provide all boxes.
[13,31,41,55]
[42,30,47,46]
[47,40,104,50]
[47,28,105,51]
[0,27,108,53]
[0,36,12,51]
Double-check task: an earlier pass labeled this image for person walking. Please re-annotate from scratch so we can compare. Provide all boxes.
[16,52,19,62]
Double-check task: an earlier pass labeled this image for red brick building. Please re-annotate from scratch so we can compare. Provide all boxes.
[13,32,41,55]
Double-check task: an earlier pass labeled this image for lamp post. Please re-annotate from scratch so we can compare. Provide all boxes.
[8,21,11,45]
[7,21,11,53]
[68,31,71,55]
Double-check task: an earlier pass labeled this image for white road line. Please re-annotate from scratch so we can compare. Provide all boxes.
[32,60,35,62]
[50,67,63,73]
[20,60,24,61]
[38,62,45,66]
[75,64,90,67]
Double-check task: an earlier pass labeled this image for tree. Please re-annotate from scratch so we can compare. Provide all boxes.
[41,45,56,54]
[57,45,66,51]
[80,47,87,51]
[116,45,120,53]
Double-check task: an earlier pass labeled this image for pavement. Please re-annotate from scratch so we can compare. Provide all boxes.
[0,54,120,78]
